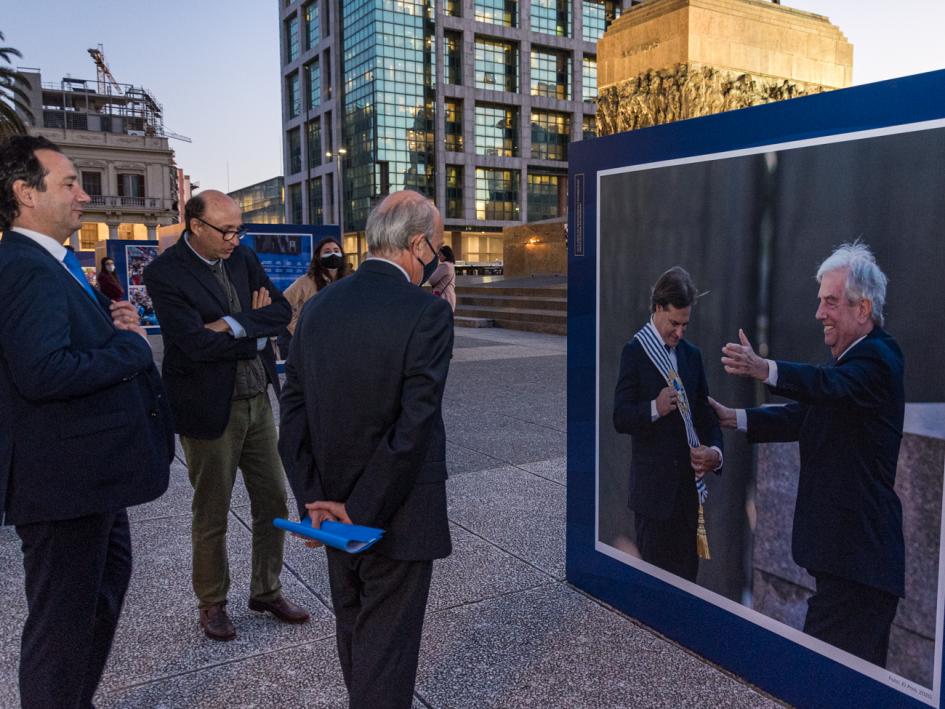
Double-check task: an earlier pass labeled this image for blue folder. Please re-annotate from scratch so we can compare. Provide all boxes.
[273,518,384,554]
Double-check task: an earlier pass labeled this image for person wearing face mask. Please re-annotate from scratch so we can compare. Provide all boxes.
[97,256,125,302]
[279,190,452,709]
[428,244,456,312]
[283,236,349,338]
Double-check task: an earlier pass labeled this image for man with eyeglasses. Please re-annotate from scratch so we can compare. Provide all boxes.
[144,190,309,641]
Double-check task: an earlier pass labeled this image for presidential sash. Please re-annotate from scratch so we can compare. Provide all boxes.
[634,320,711,559]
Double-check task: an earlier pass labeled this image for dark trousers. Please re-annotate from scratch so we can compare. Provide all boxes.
[326,549,433,709]
[634,483,698,582]
[16,510,132,709]
[804,571,900,667]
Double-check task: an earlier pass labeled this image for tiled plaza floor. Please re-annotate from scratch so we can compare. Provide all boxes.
[0,328,781,708]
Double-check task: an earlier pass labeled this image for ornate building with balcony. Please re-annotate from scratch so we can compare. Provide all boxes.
[17,68,180,252]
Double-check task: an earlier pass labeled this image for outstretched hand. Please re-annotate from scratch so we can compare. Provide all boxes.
[708,396,737,429]
[721,329,769,381]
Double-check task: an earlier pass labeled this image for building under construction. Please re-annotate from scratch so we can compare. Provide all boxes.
[16,48,187,251]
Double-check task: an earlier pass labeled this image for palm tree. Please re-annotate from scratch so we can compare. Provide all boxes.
[0,32,33,137]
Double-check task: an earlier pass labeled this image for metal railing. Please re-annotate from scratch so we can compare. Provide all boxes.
[85,195,174,211]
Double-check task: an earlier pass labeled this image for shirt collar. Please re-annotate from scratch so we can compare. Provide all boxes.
[12,227,68,262]
[365,255,410,282]
[183,231,220,266]
[837,333,869,362]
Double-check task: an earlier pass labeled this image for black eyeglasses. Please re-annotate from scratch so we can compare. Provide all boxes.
[195,216,246,241]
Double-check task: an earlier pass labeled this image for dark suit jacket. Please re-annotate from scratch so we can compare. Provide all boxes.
[613,337,723,521]
[747,327,905,597]
[0,230,172,525]
[143,236,291,439]
[279,259,453,561]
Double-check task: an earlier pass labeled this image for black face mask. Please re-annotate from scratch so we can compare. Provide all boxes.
[418,237,438,286]
[319,252,344,270]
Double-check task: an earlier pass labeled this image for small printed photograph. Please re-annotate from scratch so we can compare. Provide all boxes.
[128,286,158,327]
[126,245,158,287]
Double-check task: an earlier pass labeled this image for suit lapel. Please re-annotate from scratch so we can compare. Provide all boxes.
[172,239,229,311]
[5,231,114,325]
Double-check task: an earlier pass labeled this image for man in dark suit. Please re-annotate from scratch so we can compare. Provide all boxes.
[280,190,452,709]
[0,135,173,708]
[613,267,723,582]
[144,190,308,641]
[710,242,904,667]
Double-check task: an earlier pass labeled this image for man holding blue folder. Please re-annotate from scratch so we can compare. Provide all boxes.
[280,190,453,709]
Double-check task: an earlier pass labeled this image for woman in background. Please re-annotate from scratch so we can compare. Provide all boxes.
[97,256,124,302]
[429,244,456,312]
[284,236,349,337]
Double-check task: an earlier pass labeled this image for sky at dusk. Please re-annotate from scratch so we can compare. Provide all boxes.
[3,1,943,193]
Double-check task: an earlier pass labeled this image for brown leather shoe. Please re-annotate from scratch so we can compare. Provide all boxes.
[199,603,236,641]
[248,594,310,624]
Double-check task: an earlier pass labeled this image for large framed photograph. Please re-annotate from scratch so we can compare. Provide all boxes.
[567,70,945,708]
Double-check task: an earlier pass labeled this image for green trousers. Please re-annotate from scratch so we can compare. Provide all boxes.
[180,392,287,609]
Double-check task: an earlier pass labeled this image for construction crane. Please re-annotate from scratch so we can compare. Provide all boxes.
[86,45,192,143]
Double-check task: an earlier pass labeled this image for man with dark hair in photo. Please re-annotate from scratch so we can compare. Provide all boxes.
[0,134,173,708]
[710,242,905,667]
[613,266,723,582]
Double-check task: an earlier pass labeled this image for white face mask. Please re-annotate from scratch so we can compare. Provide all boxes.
[105,264,116,272]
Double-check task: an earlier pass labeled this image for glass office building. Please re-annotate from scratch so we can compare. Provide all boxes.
[280,0,637,265]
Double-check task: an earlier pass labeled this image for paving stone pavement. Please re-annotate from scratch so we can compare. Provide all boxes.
[0,328,782,708]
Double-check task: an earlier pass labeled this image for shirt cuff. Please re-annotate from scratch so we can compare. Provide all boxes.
[764,359,778,386]
[709,446,723,471]
[651,399,659,422]
[736,409,748,432]
[223,316,246,339]
[256,337,266,351]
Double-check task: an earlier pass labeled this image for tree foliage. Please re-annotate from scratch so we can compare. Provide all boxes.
[0,32,33,138]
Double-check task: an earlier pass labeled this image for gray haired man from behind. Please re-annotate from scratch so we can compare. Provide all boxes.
[280,190,453,708]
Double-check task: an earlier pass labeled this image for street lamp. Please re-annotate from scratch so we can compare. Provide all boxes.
[325,147,347,237]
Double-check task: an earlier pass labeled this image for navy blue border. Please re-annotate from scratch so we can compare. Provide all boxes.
[567,70,945,709]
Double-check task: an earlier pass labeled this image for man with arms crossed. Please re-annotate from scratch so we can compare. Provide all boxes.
[0,135,173,707]
[280,190,452,709]
[145,191,308,641]
[710,242,904,667]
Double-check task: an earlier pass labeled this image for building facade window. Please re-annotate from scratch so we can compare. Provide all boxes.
[309,176,323,224]
[287,128,302,174]
[444,0,461,17]
[582,55,597,102]
[445,165,463,219]
[287,71,301,119]
[475,168,519,220]
[530,0,570,37]
[81,171,102,196]
[582,0,621,43]
[445,31,462,85]
[582,114,597,140]
[463,233,504,262]
[117,173,144,199]
[475,38,518,93]
[286,14,300,62]
[531,110,570,160]
[79,223,100,251]
[530,48,571,100]
[307,119,322,169]
[289,183,303,223]
[474,0,517,27]
[306,60,321,110]
[475,103,518,157]
[527,171,567,220]
[444,99,463,152]
[304,2,320,50]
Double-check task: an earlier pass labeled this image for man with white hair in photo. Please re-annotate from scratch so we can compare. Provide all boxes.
[710,242,905,667]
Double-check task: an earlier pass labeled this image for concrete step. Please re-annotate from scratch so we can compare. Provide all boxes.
[455,286,567,299]
[454,316,495,328]
[457,293,567,312]
[492,318,567,336]
[456,305,567,325]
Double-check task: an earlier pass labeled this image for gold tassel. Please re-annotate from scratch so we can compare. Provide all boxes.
[696,504,711,560]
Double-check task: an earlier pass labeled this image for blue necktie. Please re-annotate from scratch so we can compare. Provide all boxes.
[62,248,97,301]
